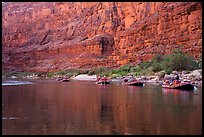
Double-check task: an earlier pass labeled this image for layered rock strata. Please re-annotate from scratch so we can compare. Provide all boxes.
[2,2,202,72]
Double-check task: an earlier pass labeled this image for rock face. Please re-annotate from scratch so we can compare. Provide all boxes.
[2,2,202,72]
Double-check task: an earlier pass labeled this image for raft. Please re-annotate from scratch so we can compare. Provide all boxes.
[162,81,195,90]
[95,77,110,85]
[61,78,70,82]
[122,80,144,86]
[96,81,110,85]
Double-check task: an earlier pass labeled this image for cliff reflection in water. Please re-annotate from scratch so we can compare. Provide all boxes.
[2,80,202,135]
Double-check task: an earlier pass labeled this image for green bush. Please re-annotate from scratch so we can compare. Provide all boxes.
[161,54,173,74]
[87,70,95,75]
[53,69,81,77]
[150,54,164,64]
[36,72,46,77]
[111,69,118,74]
[110,74,120,79]
[142,49,200,74]
[46,72,56,77]
[80,70,89,74]
[130,66,141,72]
[111,65,132,76]
[161,49,199,72]
[138,62,151,69]
[152,62,162,72]
[87,67,112,76]
[118,65,132,72]
[149,54,164,72]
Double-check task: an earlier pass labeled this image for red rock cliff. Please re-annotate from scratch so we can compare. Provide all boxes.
[2,2,202,72]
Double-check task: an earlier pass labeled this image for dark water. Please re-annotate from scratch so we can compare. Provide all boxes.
[2,79,202,135]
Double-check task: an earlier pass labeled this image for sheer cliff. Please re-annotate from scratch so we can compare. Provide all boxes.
[2,2,202,72]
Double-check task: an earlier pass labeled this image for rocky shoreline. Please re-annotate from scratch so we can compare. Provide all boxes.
[2,69,202,88]
[133,69,202,88]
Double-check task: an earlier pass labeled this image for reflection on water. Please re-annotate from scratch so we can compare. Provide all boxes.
[2,80,33,86]
[2,80,202,135]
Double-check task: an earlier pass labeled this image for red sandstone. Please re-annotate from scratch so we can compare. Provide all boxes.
[2,2,202,72]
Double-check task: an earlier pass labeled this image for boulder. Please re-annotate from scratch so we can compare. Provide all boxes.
[188,69,202,77]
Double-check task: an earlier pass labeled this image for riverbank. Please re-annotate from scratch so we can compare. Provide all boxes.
[2,49,202,87]
[2,69,202,88]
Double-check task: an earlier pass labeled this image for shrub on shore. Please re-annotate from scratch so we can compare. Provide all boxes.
[111,65,132,76]
[110,49,200,76]
[150,54,164,72]
[87,67,112,76]
[158,49,199,74]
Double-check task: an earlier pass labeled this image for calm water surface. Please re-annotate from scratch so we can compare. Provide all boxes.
[2,79,202,135]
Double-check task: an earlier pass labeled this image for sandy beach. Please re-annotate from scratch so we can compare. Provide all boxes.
[71,74,97,81]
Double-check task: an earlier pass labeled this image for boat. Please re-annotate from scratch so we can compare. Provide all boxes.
[122,79,144,86]
[96,81,110,85]
[56,77,63,81]
[61,78,70,82]
[96,77,110,85]
[162,80,195,90]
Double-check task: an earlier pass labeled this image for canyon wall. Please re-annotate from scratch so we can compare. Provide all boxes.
[2,2,202,72]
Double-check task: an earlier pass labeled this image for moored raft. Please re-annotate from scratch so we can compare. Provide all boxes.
[96,76,111,85]
[96,81,110,85]
[162,80,195,90]
[61,78,70,82]
[122,77,144,86]
[56,77,70,82]
[122,80,144,86]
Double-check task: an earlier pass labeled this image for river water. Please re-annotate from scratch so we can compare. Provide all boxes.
[2,79,202,135]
